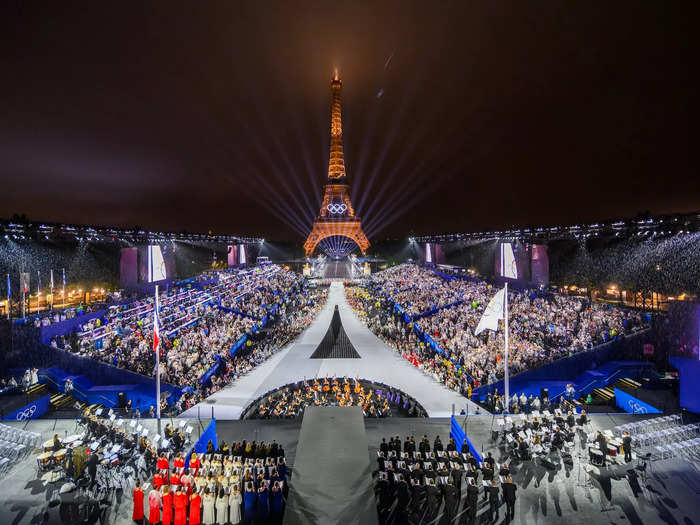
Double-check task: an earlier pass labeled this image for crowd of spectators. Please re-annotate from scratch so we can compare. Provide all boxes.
[48,267,328,413]
[176,286,329,410]
[347,264,650,400]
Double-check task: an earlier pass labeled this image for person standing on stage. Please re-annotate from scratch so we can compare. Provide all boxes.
[229,485,243,524]
[148,485,162,525]
[487,479,500,522]
[189,489,202,525]
[132,480,144,524]
[202,487,216,525]
[502,476,518,520]
[595,430,608,466]
[257,483,270,521]
[466,481,479,525]
[215,488,229,525]
[243,482,256,522]
[161,485,173,525]
[623,431,633,463]
[173,485,187,525]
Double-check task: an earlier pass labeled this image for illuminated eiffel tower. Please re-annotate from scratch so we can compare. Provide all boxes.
[303,72,369,258]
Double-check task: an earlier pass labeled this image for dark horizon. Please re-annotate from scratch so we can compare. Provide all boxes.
[1,1,694,243]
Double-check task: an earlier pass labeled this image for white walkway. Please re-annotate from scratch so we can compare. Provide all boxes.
[181,282,482,419]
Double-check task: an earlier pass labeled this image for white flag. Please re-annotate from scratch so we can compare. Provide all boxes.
[501,243,518,279]
[474,287,505,335]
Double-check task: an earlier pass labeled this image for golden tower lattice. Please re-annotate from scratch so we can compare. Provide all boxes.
[304,73,370,257]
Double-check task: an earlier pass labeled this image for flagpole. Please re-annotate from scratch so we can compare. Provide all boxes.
[6,274,10,320]
[155,284,161,437]
[504,281,510,413]
[21,272,25,319]
[50,269,54,311]
[37,270,41,314]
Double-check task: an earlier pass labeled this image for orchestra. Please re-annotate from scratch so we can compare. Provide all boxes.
[247,376,417,419]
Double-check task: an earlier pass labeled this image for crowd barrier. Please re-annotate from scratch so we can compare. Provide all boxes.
[1,394,50,421]
[449,415,483,463]
[39,309,107,344]
[185,419,217,469]
[472,330,651,400]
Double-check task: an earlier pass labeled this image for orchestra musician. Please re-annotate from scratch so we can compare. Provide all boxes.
[623,431,633,463]
[595,430,608,466]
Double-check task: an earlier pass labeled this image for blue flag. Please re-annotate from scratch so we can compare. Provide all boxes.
[62,268,66,287]
[6,274,9,299]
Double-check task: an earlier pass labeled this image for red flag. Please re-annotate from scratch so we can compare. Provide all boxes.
[153,311,160,353]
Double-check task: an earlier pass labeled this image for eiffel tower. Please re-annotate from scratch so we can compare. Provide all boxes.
[303,72,370,257]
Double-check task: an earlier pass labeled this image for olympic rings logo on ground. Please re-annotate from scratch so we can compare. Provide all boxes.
[16,404,38,421]
[627,399,648,414]
[326,203,347,214]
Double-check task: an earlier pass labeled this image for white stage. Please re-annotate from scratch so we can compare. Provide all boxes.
[181,282,482,419]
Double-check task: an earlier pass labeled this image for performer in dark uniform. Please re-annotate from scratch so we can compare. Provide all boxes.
[623,431,633,463]
[502,476,518,520]
[595,430,608,466]
[466,481,479,525]
[441,479,458,523]
[487,479,500,522]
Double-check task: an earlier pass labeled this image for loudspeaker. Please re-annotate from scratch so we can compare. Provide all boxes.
[541,388,549,401]
[118,392,127,408]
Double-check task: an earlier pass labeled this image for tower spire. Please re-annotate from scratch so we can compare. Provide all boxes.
[304,73,369,258]
[327,72,346,181]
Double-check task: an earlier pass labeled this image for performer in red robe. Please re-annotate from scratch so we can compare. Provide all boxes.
[173,487,188,525]
[152,472,165,490]
[189,491,202,525]
[161,486,173,525]
[157,453,169,471]
[170,469,181,488]
[132,481,145,524]
[180,468,194,496]
[189,453,201,477]
[148,488,161,525]
[173,453,185,470]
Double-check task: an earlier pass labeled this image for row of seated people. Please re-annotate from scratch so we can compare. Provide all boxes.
[138,448,287,524]
[376,435,519,524]
[495,409,590,460]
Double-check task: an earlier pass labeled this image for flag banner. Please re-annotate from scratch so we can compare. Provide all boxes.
[21,273,30,294]
[501,243,518,279]
[50,269,54,289]
[6,274,10,298]
[62,268,66,287]
[474,287,505,335]
[153,310,160,353]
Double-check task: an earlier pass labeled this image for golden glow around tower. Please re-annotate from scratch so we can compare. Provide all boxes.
[304,73,370,257]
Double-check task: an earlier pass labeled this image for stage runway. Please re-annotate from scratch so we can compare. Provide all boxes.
[182,282,481,419]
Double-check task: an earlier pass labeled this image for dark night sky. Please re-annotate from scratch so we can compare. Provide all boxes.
[0,1,694,242]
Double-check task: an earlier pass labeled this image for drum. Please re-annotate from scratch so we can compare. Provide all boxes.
[54,449,68,462]
[589,448,604,465]
[607,445,617,457]
[38,451,53,468]
[43,440,54,452]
